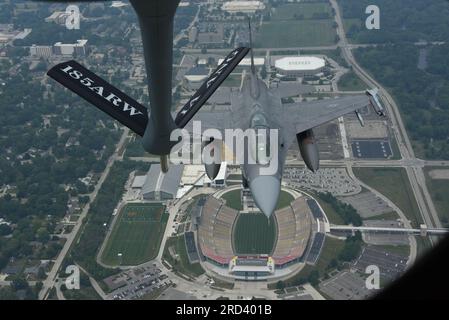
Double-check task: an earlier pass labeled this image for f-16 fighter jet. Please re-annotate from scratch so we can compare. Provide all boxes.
[183,19,386,218]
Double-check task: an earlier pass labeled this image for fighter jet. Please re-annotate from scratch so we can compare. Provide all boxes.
[41,0,249,172]
[185,19,386,218]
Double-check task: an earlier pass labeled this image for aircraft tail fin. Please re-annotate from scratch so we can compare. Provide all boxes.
[174,47,249,128]
[47,60,148,136]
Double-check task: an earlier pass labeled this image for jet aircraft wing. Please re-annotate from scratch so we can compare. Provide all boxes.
[283,95,370,134]
[272,82,315,98]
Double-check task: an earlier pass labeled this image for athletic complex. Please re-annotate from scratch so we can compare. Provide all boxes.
[194,187,329,281]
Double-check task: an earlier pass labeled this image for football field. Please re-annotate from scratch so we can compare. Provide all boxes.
[233,213,277,255]
[101,203,168,266]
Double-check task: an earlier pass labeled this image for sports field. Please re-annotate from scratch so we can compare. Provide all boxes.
[233,213,277,255]
[255,2,336,48]
[255,20,336,48]
[101,203,168,266]
[272,2,333,21]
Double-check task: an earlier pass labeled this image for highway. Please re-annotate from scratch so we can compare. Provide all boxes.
[329,0,443,238]
[38,128,130,300]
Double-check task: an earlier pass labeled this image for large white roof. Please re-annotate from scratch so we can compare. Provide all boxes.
[222,1,265,12]
[218,57,265,67]
[275,56,325,72]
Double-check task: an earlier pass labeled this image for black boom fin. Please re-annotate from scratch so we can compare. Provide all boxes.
[47,60,149,136]
[175,47,249,128]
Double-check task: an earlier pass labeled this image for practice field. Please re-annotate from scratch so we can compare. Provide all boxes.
[255,20,336,48]
[101,203,168,266]
[272,2,333,21]
[233,213,277,255]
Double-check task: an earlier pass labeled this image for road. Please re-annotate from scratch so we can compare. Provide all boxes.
[38,128,130,300]
[330,0,442,237]
[181,42,444,55]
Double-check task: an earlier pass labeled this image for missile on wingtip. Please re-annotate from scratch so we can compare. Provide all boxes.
[355,110,365,127]
[205,163,221,181]
[249,175,281,218]
[366,88,386,117]
[297,130,319,173]
[202,138,222,180]
[160,155,169,173]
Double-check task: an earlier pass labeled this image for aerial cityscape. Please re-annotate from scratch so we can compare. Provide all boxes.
[1,0,449,302]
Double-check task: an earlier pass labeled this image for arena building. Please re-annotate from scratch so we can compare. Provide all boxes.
[274,56,326,77]
[131,164,184,201]
[222,1,266,14]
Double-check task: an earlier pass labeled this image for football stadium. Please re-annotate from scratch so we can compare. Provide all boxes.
[195,187,328,281]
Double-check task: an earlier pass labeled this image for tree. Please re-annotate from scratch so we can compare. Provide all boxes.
[11,277,29,291]
[276,280,285,290]
[308,270,320,286]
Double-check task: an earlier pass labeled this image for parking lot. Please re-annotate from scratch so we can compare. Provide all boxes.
[351,140,392,159]
[319,270,376,300]
[352,246,408,282]
[339,191,393,218]
[106,264,172,300]
[284,167,361,196]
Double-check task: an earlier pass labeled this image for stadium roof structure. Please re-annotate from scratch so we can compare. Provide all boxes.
[275,56,325,72]
[184,66,209,82]
[142,164,184,197]
[218,57,265,67]
[131,175,146,188]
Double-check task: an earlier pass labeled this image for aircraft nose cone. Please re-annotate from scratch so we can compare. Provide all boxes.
[249,176,281,218]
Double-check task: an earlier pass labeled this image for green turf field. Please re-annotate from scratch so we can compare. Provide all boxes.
[424,167,449,227]
[338,71,366,91]
[353,167,422,227]
[255,20,336,48]
[233,213,277,255]
[101,203,168,266]
[221,189,243,211]
[272,2,333,21]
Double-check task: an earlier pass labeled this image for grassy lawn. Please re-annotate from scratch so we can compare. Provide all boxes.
[363,211,399,221]
[313,193,345,225]
[423,167,449,227]
[221,189,242,211]
[255,20,336,48]
[376,245,410,257]
[271,237,345,288]
[233,213,277,255]
[338,71,366,91]
[101,203,168,266]
[353,167,422,228]
[272,2,332,20]
[276,191,294,210]
[163,236,204,278]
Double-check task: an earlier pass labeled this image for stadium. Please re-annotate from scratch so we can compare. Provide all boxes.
[195,187,329,281]
[274,56,326,77]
